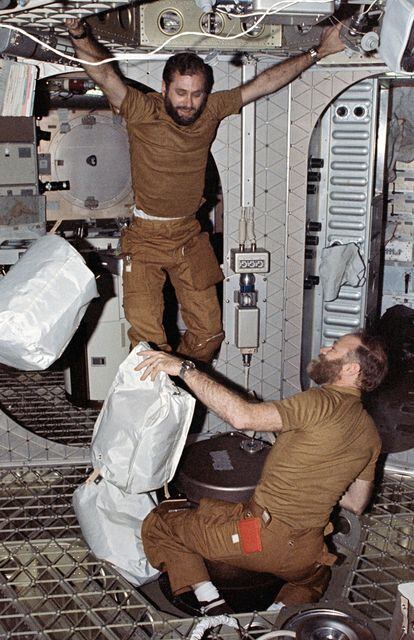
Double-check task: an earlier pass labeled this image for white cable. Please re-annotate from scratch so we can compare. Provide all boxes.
[217,0,333,19]
[0,0,331,65]
[239,208,247,248]
[360,0,379,15]
[244,363,250,390]
[189,614,239,640]
[127,0,303,55]
[0,14,281,64]
[0,23,87,64]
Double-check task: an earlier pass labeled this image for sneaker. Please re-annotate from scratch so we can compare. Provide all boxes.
[199,597,234,616]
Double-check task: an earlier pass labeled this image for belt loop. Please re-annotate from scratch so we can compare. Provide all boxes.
[261,508,271,525]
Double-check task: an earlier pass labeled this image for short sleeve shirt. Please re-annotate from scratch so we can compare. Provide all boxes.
[119,86,243,217]
[253,385,381,529]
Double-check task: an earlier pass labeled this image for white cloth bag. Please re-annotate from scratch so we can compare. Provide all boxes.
[72,479,160,586]
[91,343,196,494]
[0,234,98,370]
[73,343,195,585]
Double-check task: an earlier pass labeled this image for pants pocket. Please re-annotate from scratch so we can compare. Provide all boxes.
[182,232,224,291]
[120,224,148,258]
[201,519,245,560]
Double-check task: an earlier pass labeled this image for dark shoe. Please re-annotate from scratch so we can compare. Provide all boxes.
[199,597,234,616]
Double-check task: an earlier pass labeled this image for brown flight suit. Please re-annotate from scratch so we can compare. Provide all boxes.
[142,385,381,605]
[119,86,243,362]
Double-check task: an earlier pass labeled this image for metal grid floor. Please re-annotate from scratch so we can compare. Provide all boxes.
[345,473,414,631]
[0,468,412,637]
[0,367,98,447]
[0,464,282,639]
[0,367,413,637]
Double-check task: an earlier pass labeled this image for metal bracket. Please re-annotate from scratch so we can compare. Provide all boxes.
[401,595,409,636]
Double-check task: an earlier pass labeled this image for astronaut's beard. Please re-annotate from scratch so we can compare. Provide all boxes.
[307,354,344,385]
[164,93,207,126]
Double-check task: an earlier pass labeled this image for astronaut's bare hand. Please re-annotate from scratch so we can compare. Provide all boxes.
[65,18,85,37]
[318,23,345,59]
[135,350,182,381]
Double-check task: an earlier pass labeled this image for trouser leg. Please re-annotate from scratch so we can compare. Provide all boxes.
[142,499,257,595]
[122,217,223,359]
[169,243,224,364]
[172,277,224,363]
[122,258,170,350]
[142,499,331,605]
[142,508,211,594]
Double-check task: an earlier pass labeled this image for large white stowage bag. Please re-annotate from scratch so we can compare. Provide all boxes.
[72,479,160,586]
[91,343,196,493]
[73,342,195,585]
[0,234,98,370]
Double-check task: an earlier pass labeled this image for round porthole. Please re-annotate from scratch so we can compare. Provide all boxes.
[241,17,265,38]
[49,114,131,210]
[117,6,134,31]
[158,9,183,36]
[200,12,225,35]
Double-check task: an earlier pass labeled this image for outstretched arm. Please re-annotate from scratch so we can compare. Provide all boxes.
[136,350,283,432]
[241,23,344,105]
[65,18,127,110]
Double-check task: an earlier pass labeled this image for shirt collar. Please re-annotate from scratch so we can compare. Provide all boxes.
[323,384,361,397]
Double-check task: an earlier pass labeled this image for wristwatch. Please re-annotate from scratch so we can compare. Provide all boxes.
[307,47,320,62]
[69,26,89,40]
[179,360,196,380]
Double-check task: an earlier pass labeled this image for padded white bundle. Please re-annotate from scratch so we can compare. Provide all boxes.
[73,342,195,585]
[91,342,196,493]
[72,479,160,586]
[0,234,98,370]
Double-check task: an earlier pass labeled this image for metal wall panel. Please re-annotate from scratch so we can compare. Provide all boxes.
[302,78,380,370]
[282,65,386,398]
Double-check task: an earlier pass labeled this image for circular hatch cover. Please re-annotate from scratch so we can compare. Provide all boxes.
[50,114,131,209]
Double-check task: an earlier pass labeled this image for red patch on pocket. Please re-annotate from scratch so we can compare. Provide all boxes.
[237,517,262,554]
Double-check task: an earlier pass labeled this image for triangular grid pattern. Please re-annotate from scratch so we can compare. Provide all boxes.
[209,64,386,432]
[282,65,387,398]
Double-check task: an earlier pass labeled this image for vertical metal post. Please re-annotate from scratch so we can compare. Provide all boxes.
[241,59,256,208]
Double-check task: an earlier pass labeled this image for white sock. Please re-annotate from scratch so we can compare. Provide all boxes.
[267,601,285,613]
[193,581,220,603]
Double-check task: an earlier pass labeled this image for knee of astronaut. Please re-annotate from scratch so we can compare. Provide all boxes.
[127,323,172,352]
[277,564,332,606]
[179,331,224,363]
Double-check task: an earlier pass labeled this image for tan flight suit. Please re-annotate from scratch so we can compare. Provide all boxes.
[119,86,243,362]
[121,216,225,362]
[142,385,381,605]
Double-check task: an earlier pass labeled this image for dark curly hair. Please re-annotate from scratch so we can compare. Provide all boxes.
[163,52,214,94]
[349,331,388,392]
